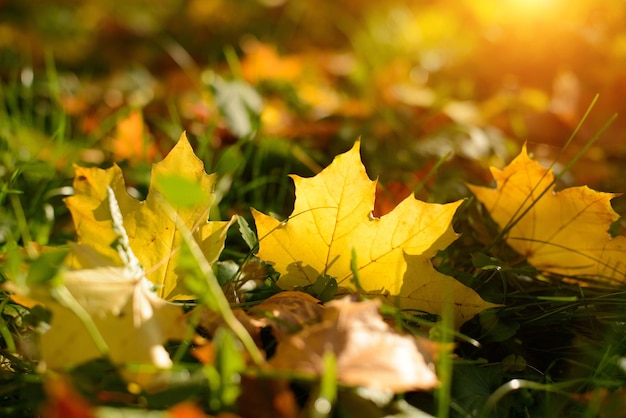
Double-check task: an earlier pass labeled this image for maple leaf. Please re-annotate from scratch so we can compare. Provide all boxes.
[270,297,438,392]
[28,266,186,390]
[65,133,236,300]
[468,144,626,284]
[252,140,496,326]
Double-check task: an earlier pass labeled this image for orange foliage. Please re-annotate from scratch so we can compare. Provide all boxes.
[40,377,95,418]
[110,110,159,164]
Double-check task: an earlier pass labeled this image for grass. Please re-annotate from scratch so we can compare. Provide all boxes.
[2,19,626,418]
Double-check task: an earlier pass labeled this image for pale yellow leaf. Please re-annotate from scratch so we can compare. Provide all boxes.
[65,133,236,300]
[29,267,186,390]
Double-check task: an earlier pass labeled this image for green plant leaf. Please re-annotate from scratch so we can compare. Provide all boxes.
[211,75,262,139]
[237,216,258,251]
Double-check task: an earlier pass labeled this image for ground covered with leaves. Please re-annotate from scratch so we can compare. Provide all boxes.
[2,1,626,417]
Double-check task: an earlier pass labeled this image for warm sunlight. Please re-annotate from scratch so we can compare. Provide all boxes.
[4,0,626,415]
[468,0,564,25]
[507,0,557,15]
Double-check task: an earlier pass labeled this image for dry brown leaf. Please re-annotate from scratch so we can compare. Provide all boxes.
[269,296,438,392]
[192,291,324,359]
[194,307,262,343]
[249,291,324,339]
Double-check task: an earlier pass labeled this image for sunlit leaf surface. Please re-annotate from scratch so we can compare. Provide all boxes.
[65,133,235,300]
[468,144,626,284]
[253,140,497,325]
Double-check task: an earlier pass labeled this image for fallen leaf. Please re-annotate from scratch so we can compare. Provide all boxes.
[194,308,262,345]
[65,133,236,300]
[468,144,626,284]
[252,140,496,325]
[192,291,323,360]
[250,291,325,339]
[29,266,186,390]
[269,297,438,392]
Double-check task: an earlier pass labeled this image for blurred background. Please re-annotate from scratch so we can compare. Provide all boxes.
[2,0,626,216]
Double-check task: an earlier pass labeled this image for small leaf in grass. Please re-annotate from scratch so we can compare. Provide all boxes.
[237,216,258,251]
[210,74,262,139]
[451,364,514,417]
[478,309,520,343]
[471,252,503,271]
[311,275,338,302]
[501,354,527,373]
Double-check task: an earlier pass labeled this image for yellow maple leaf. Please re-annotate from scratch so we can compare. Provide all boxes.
[468,144,626,284]
[252,140,496,326]
[28,266,186,391]
[65,133,236,300]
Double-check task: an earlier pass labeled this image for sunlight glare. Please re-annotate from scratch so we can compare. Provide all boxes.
[508,0,555,14]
